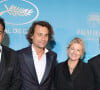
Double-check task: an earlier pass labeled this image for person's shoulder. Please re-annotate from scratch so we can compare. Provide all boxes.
[2,45,16,53]
[79,61,92,73]
[17,46,30,53]
[57,60,66,68]
[88,54,100,63]
[90,54,100,60]
[55,61,66,74]
[77,60,87,68]
[48,50,57,55]
[81,61,89,67]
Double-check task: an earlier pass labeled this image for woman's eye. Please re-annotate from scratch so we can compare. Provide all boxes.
[71,48,74,50]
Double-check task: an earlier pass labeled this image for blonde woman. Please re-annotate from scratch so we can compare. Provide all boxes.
[56,37,94,90]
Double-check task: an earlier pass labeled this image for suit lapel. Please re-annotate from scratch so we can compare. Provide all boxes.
[23,46,38,83]
[40,51,53,85]
[0,46,9,80]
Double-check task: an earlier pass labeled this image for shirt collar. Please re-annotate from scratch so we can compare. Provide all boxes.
[31,44,48,55]
[0,45,2,52]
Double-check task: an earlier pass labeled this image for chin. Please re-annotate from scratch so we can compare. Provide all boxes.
[72,59,79,61]
[39,46,45,49]
[40,45,46,48]
[70,58,79,61]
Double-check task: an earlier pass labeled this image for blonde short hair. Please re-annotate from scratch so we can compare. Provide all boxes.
[67,37,85,54]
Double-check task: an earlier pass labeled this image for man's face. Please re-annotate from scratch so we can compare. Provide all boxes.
[31,25,49,49]
[0,24,4,44]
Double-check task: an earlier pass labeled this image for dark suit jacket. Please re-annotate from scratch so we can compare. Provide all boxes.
[55,60,94,90]
[0,45,21,90]
[88,54,100,90]
[17,46,57,90]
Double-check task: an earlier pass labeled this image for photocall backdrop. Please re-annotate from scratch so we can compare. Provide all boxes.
[0,0,100,63]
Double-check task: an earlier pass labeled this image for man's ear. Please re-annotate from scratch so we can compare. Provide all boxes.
[30,35,33,39]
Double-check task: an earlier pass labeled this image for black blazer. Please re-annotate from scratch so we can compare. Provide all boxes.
[88,54,100,90]
[55,60,94,90]
[0,45,21,90]
[17,46,57,90]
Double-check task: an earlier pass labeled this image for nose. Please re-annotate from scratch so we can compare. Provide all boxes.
[41,36,45,40]
[72,50,77,54]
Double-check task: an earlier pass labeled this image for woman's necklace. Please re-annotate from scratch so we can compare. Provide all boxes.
[68,60,78,74]
[68,65,75,74]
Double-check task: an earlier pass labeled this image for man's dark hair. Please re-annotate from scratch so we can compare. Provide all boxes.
[27,21,54,44]
[0,17,5,32]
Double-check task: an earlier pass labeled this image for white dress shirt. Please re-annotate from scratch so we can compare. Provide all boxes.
[0,45,2,62]
[31,45,48,84]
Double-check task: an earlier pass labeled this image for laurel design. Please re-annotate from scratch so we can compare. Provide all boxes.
[0,4,33,16]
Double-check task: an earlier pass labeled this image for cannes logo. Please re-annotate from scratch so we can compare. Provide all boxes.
[0,0,39,25]
[0,4,33,16]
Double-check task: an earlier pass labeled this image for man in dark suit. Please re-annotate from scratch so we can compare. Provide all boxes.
[0,17,21,90]
[88,54,100,90]
[18,21,57,90]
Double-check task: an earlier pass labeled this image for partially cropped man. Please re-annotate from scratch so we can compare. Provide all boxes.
[0,17,21,90]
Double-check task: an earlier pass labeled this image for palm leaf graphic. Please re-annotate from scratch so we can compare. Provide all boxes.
[0,4,33,16]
